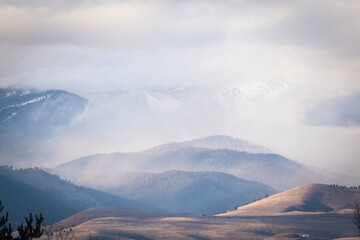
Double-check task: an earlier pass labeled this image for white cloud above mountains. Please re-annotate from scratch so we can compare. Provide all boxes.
[0,0,358,89]
[0,0,359,175]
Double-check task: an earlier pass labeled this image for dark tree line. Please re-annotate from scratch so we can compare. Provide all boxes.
[330,184,360,190]
[0,201,43,240]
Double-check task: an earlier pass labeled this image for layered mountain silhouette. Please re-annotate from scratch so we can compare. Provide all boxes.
[0,87,353,220]
[0,166,150,224]
[52,135,338,214]
[102,170,276,214]
[55,136,332,191]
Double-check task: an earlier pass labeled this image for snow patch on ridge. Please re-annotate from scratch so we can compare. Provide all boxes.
[217,80,290,100]
[0,94,53,112]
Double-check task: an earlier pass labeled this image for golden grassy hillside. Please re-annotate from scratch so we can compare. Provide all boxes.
[218,184,360,217]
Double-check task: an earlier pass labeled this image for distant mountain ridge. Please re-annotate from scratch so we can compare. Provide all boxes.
[147,135,271,154]
[0,88,88,167]
[55,137,332,191]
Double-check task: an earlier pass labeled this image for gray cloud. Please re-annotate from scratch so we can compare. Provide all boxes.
[244,1,360,58]
[0,1,224,48]
[305,92,360,127]
[0,1,359,176]
[0,1,358,94]
[1,0,359,56]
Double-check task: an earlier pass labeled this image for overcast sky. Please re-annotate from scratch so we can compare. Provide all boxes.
[0,0,359,175]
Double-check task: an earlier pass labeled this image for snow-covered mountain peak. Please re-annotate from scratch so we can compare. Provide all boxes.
[217,80,289,101]
[0,88,88,166]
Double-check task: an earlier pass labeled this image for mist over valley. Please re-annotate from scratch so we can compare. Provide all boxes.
[1,1,360,238]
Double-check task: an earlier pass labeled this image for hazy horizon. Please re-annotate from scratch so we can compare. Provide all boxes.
[0,1,359,176]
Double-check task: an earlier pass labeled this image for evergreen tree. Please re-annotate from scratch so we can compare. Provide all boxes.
[0,201,13,240]
[0,201,44,240]
[17,213,44,240]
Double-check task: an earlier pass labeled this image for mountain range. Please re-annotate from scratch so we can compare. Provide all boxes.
[0,166,149,224]
[52,135,341,214]
[102,170,276,214]
[54,136,333,191]
[0,86,289,168]
[0,87,357,219]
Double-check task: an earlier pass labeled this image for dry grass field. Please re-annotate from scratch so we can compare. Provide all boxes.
[43,210,358,239]
[218,184,359,217]
[42,184,360,239]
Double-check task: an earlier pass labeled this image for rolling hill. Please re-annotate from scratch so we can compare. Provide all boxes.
[0,166,151,224]
[217,183,360,217]
[53,207,190,230]
[0,174,78,225]
[45,205,359,240]
[102,170,276,214]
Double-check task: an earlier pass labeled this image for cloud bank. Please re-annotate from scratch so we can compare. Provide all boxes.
[305,92,360,127]
[0,0,359,175]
